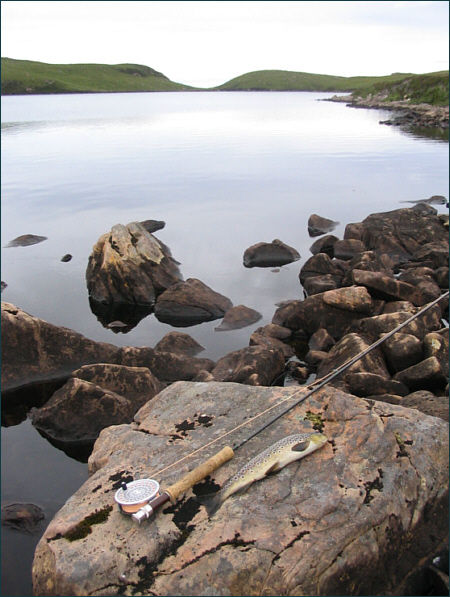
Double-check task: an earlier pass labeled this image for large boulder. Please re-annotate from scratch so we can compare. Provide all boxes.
[243,239,300,268]
[32,382,449,596]
[154,278,233,326]
[1,302,120,392]
[210,345,285,385]
[86,221,182,307]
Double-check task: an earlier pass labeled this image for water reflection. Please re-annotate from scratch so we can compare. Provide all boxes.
[89,298,154,333]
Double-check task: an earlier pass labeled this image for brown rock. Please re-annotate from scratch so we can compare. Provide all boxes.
[249,332,294,358]
[243,239,300,268]
[346,372,409,397]
[309,235,339,257]
[154,278,233,326]
[333,239,365,260]
[381,333,423,373]
[154,332,205,356]
[393,357,447,391]
[70,363,164,410]
[308,213,339,237]
[305,349,328,368]
[352,269,423,305]
[412,242,449,269]
[32,382,449,597]
[215,304,262,331]
[253,323,292,340]
[423,331,449,377]
[402,390,449,421]
[343,222,364,241]
[308,328,335,352]
[211,346,285,386]
[2,503,45,533]
[30,378,135,444]
[299,253,343,286]
[303,274,338,296]
[86,221,182,306]
[1,302,120,392]
[434,266,449,289]
[382,301,416,315]
[357,312,427,341]
[322,286,373,314]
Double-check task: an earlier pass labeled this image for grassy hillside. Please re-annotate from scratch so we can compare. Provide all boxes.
[1,58,194,94]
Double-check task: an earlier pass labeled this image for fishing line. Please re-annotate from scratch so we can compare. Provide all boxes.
[150,290,448,479]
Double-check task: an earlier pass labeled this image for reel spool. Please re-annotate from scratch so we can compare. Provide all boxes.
[114,479,160,518]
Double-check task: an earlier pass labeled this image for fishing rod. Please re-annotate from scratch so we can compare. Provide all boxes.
[115,290,449,522]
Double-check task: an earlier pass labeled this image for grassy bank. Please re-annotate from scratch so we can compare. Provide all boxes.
[1,58,194,94]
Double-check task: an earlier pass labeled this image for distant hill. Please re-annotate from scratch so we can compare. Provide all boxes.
[216,69,449,105]
[1,58,194,94]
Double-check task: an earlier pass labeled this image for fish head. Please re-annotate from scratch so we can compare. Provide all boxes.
[290,432,328,454]
[309,433,328,447]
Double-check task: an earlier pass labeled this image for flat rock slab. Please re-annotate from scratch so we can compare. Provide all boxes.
[243,239,300,268]
[32,381,449,596]
[5,234,47,247]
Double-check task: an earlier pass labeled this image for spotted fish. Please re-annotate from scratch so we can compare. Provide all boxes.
[201,432,327,516]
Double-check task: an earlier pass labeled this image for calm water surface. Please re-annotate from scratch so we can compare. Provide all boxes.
[1,91,448,595]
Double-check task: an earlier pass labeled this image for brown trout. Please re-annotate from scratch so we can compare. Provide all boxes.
[202,432,327,516]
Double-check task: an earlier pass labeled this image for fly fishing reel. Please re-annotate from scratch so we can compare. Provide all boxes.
[114,479,160,523]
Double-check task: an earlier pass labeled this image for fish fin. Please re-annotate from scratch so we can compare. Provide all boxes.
[265,462,282,475]
[195,492,222,518]
[291,440,310,452]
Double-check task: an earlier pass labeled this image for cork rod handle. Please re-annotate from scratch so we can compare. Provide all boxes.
[165,446,234,503]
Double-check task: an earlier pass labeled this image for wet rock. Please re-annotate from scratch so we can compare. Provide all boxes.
[253,323,292,340]
[401,390,449,422]
[393,356,447,392]
[309,234,338,257]
[60,254,72,262]
[154,278,232,326]
[5,234,47,248]
[70,363,164,410]
[2,503,45,534]
[346,372,409,397]
[210,346,285,385]
[303,274,338,296]
[86,221,182,307]
[1,302,120,392]
[32,381,449,597]
[139,219,165,234]
[343,222,364,241]
[30,378,135,444]
[333,239,365,260]
[351,269,424,306]
[1,281,7,292]
[317,332,390,390]
[423,331,449,377]
[249,331,294,358]
[215,304,262,331]
[308,328,335,352]
[243,239,300,268]
[299,253,344,287]
[381,333,423,373]
[322,286,373,314]
[154,332,205,357]
[307,213,339,237]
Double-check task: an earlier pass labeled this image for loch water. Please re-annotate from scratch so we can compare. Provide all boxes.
[1,91,448,595]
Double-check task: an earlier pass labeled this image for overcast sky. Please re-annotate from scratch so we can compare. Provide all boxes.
[1,1,448,88]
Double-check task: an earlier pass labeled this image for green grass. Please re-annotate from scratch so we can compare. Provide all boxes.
[1,58,194,94]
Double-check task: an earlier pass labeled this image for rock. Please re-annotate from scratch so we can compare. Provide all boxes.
[317,333,390,390]
[351,269,424,306]
[299,253,344,287]
[284,360,309,383]
[70,363,164,410]
[322,286,373,314]
[398,266,436,285]
[381,333,423,373]
[307,214,339,237]
[343,222,364,241]
[305,349,328,368]
[86,221,182,307]
[435,266,449,289]
[192,369,215,382]
[116,346,215,383]
[423,331,449,377]
[139,219,165,234]
[30,378,135,445]
[357,312,428,341]
[210,346,285,386]
[303,274,338,296]
[154,332,205,356]
[333,239,365,260]
[393,357,447,392]
[2,503,45,533]
[60,254,72,262]
[382,301,416,315]
[154,278,233,326]
[253,323,292,340]
[89,300,154,332]
[5,234,47,247]
[401,390,449,422]
[343,252,394,286]
[309,235,338,257]
[243,239,300,268]
[1,281,7,292]
[346,372,409,397]
[412,242,449,269]
[249,331,294,358]
[1,302,120,392]
[32,382,449,597]
[308,328,335,352]
[215,304,262,331]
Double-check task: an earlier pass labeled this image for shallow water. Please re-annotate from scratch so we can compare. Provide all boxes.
[1,91,448,595]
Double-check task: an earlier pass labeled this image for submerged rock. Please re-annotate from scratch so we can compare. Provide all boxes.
[154,278,233,327]
[32,381,449,597]
[215,304,262,331]
[5,234,47,248]
[307,214,339,237]
[2,503,45,534]
[60,254,72,262]
[243,239,300,268]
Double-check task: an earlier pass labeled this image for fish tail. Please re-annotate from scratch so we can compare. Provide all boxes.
[195,491,223,517]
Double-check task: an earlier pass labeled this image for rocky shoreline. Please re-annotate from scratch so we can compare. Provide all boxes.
[2,202,449,595]
[327,93,449,133]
